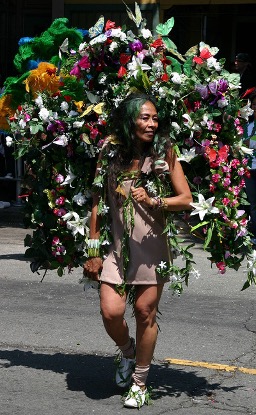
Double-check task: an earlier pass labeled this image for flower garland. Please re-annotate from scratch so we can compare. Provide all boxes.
[0,3,255,291]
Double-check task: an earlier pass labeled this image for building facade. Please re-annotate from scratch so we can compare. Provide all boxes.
[1,0,256,82]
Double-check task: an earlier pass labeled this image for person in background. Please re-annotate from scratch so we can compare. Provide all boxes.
[235,53,256,96]
[83,93,192,408]
[243,92,256,245]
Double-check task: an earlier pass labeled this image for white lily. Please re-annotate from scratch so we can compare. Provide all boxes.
[190,194,219,220]
[65,212,88,236]
[177,147,196,163]
[236,140,254,156]
[53,134,69,146]
[127,56,151,79]
[62,169,77,186]
[247,250,256,276]
[240,100,254,121]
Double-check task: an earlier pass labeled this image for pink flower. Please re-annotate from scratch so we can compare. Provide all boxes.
[53,208,67,217]
[231,159,240,168]
[222,197,230,206]
[52,236,60,245]
[90,128,99,139]
[212,173,221,183]
[238,167,245,176]
[56,196,65,206]
[223,177,231,187]
[216,261,226,274]
[55,174,64,183]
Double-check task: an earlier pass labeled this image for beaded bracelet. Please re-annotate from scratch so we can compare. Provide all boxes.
[150,196,168,210]
[87,238,101,257]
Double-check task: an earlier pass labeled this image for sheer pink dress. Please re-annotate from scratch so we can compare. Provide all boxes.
[100,157,171,285]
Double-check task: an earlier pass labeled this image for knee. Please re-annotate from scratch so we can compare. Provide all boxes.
[134,303,156,327]
[100,303,124,324]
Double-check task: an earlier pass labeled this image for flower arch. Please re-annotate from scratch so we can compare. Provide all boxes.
[0,4,255,292]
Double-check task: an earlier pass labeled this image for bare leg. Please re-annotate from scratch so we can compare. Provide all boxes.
[100,282,130,347]
[134,284,163,367]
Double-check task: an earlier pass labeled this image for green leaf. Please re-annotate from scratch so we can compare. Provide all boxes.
[156,17,174,36]
[162,38,178,53]
[183,57,193,77]
[204,225,213,249]
[190,220,209,231]
[166,56,182,74]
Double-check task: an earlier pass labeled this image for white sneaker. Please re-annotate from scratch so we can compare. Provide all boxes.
[123,384,147,408]
[115,356,135,388]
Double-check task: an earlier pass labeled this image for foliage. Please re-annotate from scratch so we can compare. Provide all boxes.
[1,4,255,291]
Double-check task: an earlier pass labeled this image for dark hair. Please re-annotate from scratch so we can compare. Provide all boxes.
[110,92,158,149]
[106,92,173,195]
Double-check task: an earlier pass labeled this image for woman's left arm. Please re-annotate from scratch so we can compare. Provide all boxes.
[131,153,193,211]
[164,156,193,211]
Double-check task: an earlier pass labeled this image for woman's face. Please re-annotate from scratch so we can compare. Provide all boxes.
[134,101,158,143]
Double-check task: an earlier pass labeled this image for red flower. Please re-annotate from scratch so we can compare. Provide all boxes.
[118,66,127,78]
[193,47,212,64]
[200,48,212,60]
[151,38,164,49]
[120,53,131,66]
[105,20,116,30]
[161,73,169,82]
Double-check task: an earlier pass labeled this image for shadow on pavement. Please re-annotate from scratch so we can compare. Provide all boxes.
[0,349,241,401]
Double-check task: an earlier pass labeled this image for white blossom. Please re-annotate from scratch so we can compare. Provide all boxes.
[109,41,118,52]
[73,120,84,128]
[190,194,219,220]
[38,107,50,121]
[19,119,27,129]
[5,136,13,147]
[140,28,152,39]
[73,192,86,206]
[247,250,256,276]
[127,56,151,79]
[240,100,254,121]
[60,101,69,111]
[62,169,77,185]
[178,147,196,163]
[158,261,167,270]
[171,72,181,84]
[35,95,43,108]
[206,57,221,71]
[217,98,228,108]
[53,134,69,146]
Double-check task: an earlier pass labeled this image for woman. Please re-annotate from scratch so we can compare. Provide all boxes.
[83,93,192,408]
[244,92,256,244]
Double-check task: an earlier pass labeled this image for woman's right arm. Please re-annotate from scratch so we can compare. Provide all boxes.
[83,159,104,281]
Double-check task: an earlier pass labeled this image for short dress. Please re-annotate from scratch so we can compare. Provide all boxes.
[100,157,171,286]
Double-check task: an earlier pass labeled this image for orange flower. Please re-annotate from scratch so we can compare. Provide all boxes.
[0,94,15,131]
[24,62,61,97]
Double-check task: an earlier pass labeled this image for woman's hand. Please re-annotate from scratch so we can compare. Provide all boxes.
[83,257,103,281]
[130,186,152,207]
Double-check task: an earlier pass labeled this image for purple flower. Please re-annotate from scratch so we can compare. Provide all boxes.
[218,79,228,93]
[195,84,208,99]
[209,81,217,95]
[47,120,67,133]
[129,39,143,52]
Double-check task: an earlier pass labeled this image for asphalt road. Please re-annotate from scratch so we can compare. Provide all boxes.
[0,207,256,414]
